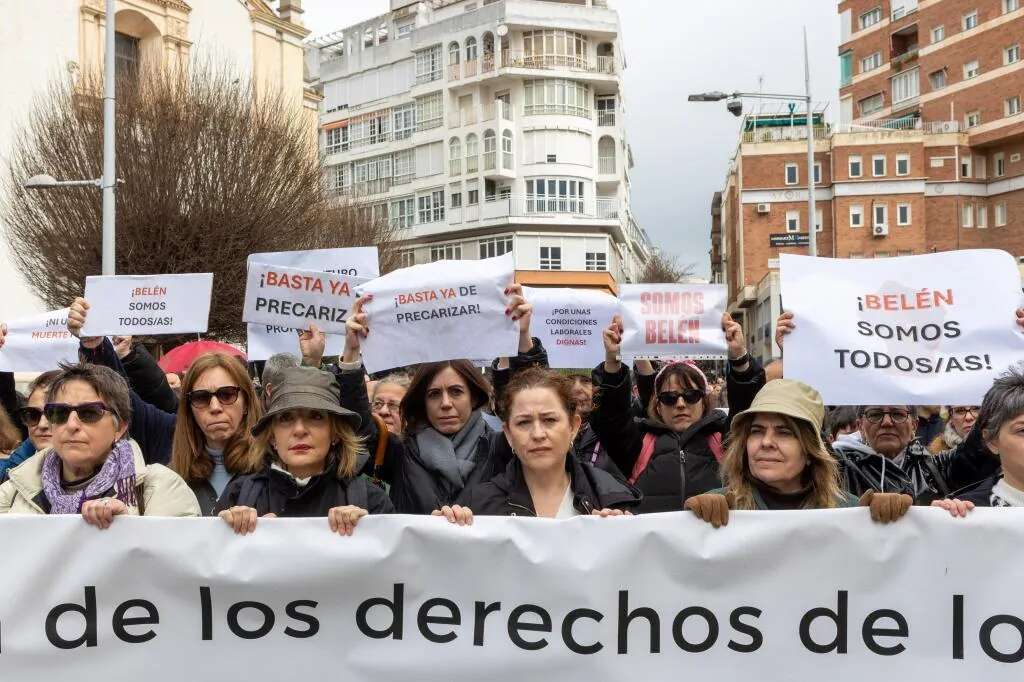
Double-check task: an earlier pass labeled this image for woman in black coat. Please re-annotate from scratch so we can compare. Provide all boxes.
[589,313,762,514]
[440,367,640,522]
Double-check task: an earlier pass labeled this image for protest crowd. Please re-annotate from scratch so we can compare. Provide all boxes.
[1,254,1022,538]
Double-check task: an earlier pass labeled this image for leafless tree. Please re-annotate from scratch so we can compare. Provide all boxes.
[638,249,695,284]
[2,60,395,341]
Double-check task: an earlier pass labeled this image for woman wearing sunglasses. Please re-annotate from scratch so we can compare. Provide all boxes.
[929,406,979,455]
[0,370,62,483]
[216,367,393,535]
[589,313,763,514]
[0,363,200,523]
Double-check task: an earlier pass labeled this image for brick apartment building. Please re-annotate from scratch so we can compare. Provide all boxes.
[711,0,1024,364]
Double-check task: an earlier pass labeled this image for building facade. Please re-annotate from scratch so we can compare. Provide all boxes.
[711,0,1024,364]
[306,0,650,292]
[0,0,316,318]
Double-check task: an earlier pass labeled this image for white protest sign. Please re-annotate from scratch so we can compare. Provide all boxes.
[523,286,620,369]
[357,254,518,373]
[246,248,380,361]
[80,273,214,336]
[3,511,1024,681]
[0,308,79,372]
[780,250,1024,405]
[243,263,367,335]
[618,283,728,359]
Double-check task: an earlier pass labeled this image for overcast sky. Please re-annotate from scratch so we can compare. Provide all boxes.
[299,0,840,277]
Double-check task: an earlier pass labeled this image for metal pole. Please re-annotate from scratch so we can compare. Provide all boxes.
[101,0,117,276]
[804,27,817,257]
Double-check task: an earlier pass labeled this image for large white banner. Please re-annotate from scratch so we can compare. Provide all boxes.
[357,254,519,373]
[619,283,728,359]
[80,273,214,336]
[0,308,79,372]
[780,250,1024,405]
[523,286,620,369]
[3,511,1024,680]
[246,248,380,362]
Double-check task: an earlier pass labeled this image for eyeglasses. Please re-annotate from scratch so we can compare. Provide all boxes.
[371,399,401,412]
[17,406,45,427]
[43,402,115,426]
[187,386,242,409]
[951,407,979,418]
[657,389,705,407]
[863,409,911,424]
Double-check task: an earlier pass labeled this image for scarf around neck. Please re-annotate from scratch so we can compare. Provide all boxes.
[414,410,488,489]
[41,440,138,515]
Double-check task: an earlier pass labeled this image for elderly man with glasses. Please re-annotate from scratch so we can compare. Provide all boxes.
[831,405,999,503]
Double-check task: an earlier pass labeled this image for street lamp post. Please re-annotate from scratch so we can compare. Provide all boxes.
[689,29,818,257]
[24,0,118,275]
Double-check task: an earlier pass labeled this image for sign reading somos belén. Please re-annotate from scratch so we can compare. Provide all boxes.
[79,273,214,336]
[780,250,1024,405]
[243,262,367,335]
[618,283,728,360]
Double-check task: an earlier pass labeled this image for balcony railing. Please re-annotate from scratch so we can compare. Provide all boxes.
[597,111,616,126]
[524,104,591,118]
[595,55,616,74]
[447,63,461,80]
[464,59,478,77]
[499,50,617,74]
[741,126,831,143]
[434,195,621,224]
[466,155,479,173]
[502,151,514,170]
[448,109,481,128]
[449,158,462,176]
[482,100,513,122]
[416,115,443,132]
[599,157,616,174]
[483,150,496,171]
[481,52,495,72]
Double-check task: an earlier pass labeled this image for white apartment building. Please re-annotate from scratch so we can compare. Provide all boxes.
[306,0,650,291]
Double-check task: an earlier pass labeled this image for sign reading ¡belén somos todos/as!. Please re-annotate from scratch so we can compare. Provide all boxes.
[80,273,214,336]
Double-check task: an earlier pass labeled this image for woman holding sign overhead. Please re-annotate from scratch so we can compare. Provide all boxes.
[590,313,764,514]
[333,285,544,514]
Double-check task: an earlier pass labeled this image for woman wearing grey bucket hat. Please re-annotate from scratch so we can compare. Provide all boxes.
[215,367,393,535]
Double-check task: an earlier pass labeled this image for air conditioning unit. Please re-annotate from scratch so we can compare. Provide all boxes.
[939,121,957,133]
[756,203,771,214]
[873,224,889,237]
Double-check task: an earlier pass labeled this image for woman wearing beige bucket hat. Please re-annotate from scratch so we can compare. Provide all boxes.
[216,367,393,536]
[685,379,916,527]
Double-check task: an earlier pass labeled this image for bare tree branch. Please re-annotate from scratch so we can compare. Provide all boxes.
[637,249,695,284]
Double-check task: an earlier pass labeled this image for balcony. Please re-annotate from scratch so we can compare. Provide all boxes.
[741,126,830,143]
[524,104,591,119]
[597,111,616,126]
[483,151,516,180]
[498,50,618,75]
[598,156,616,175]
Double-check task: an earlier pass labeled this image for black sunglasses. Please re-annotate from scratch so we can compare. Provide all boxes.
[17,406,45,427]
[43,402,115,426]
[187,386,242,409]
[657,389,705,407]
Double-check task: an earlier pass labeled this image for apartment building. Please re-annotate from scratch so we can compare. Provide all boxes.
[306,0,651,292]
[710,0,1024,364]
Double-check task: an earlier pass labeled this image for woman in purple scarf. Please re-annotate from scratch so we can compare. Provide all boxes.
[0,364,199,524]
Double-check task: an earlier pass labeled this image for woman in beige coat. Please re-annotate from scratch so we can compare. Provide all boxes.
[0,363,199,525]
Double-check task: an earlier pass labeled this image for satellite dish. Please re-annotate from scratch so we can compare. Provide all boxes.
[496,24,509,37]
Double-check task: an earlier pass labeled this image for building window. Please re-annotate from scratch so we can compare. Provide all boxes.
[523,79,590,117]
[872,154,886,177]
[892,68,920,104]
[415,92,443,131]
[397,22,414,38]
[465,133,479,173]
[860,7,882,29]
[393,103,415,140]
[325,126,349,154]
[415,45,443,83]
[961,155,973,178]
[929,69,948,90]
[1007,96,1022,117]
[450,191,462,208]
[931,25,946,43]
[962,204,974,228]
[389,197,415,229]
[996,202,1008,226]
[479,236,513,259]
[874,204,887,228]
[897,203,911,226]
[465,36,478,63]
[596,96,617,126]
[815,208,824,233]
[784,163,799,185]
[331,164,348,191]
[501,130,514,170]
[482,129,497,170]
[399,249,415,267]
[430,243,462,262]
[859,93,884,116]
[1006,0,1022,13]
[861,52,883,73]
[850,204,864,228]
[849,155,863,178]
[1006,44,1022,65]
[523,29,589,69]
[963,11,979,30]
[585,251,608,271]
[896,154,910,176]
[539,246,562,270]
[114,32,140,80]
[393,149,415,184]
[963,59,980,79]
[977,204,988,228]
[840,51,853,86]
[995,152,1006,177]
[449,138,462,176]
[526,178,586,213]
[349,109,392,149]
[786,210,800,233]
[417,190,445,223]
[813,163,822,185]
[965,110,982,128]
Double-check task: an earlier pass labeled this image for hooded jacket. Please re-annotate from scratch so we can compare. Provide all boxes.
[590,358,763,514]
[456,452,641,516]
[0,440,200,516]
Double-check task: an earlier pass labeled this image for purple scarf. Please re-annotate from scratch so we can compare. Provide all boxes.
[41,440,138,515]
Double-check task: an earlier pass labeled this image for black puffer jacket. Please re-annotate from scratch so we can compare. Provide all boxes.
[456,452,641,516]
[574,422,625,480]
[590,359,763,514]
